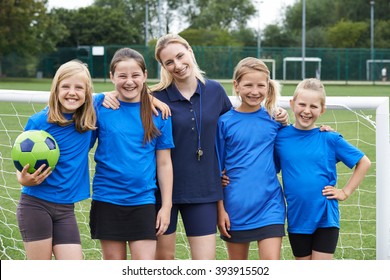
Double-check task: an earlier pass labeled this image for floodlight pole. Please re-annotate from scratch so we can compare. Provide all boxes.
[145,0,149,46]
[257,1,263,59]
[158,0,162,37]
[301,0,306,79]
[370,1,375,82]
[157,0,162,78]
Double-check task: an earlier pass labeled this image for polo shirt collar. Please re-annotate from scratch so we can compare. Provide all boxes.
[166,80,203,102]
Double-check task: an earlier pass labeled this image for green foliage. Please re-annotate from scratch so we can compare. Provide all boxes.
[0,0,67,75]
[262,24,297,48]
[375,20,390,49]
[180,28,243,47]
[189,0,255,31]
[327,20,369,48]
[265,0,390,48]
[54,6,142,46]
[0,0,47,57]
[230,28,257,47]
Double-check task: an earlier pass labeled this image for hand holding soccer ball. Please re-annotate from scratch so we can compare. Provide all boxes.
[11,130,60,174]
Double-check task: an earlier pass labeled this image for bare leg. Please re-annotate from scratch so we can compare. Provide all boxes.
[24,238,53,260]
[258,237,282,260]
[226,242,250,260]
[311,250,333,260]
[100,240,127,260]
[188,234,216,260]
[295,255,312,260]
[53,244,83,260]
[155,232,176,260]
[129,240,156,260]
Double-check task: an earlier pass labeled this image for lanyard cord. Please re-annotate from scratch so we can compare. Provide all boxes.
[193,82,202,151]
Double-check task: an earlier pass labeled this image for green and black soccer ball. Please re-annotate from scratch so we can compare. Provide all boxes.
[11,130,60,174]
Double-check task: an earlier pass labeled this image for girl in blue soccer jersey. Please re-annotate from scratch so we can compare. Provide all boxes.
[89,48,174,260]
[15,60,96,260]
[275,78,371,260]
[215,57,286,260]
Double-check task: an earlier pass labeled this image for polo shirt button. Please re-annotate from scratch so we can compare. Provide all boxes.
[191,118,195,121]
[192,127,195,131]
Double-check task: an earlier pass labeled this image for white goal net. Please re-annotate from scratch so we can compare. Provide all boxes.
[1,90,389,260]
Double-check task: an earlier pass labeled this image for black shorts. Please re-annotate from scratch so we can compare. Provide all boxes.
[221,224,285,243]
[288,227,339,257]
[16,193,81,245]
[89,200,157,241]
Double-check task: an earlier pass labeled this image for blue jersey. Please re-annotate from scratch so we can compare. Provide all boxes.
[21,107,92,204]
[153,79,232,203]
[215,107,285,231]
[91,94,174,206]
[275,125,364,234]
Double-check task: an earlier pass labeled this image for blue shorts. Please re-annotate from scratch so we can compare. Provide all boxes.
[221,224,285,243]
[162,202,218,237]
[288,227,339,257]
[16,193,81,245]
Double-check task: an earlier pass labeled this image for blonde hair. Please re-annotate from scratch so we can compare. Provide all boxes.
[293,78,326,108]
[110,48,160,144]
[233,57,280,117]
[48,60,96,132]
[151,34,205,92]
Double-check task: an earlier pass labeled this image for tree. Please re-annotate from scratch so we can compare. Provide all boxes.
[53,6,142,46]
[180,28,243,46]
[0,0,66,76]
[188,0,255,31]
[262,24,297,48]
[267,0,390,48]
[327,20,369,48]
[375,20,390,49]
[93,0,145,44]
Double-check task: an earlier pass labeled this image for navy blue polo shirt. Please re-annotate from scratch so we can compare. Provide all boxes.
[154,79,232,203]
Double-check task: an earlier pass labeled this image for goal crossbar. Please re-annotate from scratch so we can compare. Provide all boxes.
[261,59,276,80]
[366,59,390,80]
[283,57,322,80]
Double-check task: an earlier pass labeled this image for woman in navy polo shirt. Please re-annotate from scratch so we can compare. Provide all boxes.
[151,34,288,260]
[150,34,232,260]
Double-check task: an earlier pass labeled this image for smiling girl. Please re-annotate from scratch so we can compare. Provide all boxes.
[16,60,96,260]
[215,57,286,260]
[89,48,174,260]
[275,78,371,260]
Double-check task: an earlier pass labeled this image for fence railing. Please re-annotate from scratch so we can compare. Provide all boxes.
[2,46,390,81]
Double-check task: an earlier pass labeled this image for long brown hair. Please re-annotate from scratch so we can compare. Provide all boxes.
[151,33,205,92]
[110,48,160,144]
[48,60,96,132]
[233,57,281,117]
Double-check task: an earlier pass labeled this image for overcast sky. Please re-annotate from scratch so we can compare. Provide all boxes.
[47,0,297,32]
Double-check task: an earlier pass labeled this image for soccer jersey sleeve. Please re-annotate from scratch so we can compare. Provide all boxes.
[155,115,174,150]
[334,133,364,169]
